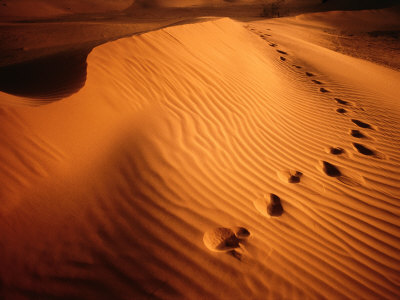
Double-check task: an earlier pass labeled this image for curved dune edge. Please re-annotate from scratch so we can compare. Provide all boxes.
[0,17,400,299]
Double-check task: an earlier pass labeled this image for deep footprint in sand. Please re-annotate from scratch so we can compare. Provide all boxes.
[319,160,364,186]
[203,227,250,260]
[280,56,286,61]
[203,228,240,252]
[312,79,322,85]
[320,87,330,93]
[267,194,284,216]
[306,72,314,77]
[254,194,284,217]
[336,108,347,114]
[278,170,303,183]
[269,43,277,47]
[334,98,351,106]
[293,65,302,69]
[351,119,373,129]
[330,147,345,155]
[277,50,287,55]
[353,143,375,156]
[321,161,341,177]
[350,129,366,138]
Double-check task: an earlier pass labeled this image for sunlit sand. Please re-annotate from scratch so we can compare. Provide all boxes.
[1,1,399,299]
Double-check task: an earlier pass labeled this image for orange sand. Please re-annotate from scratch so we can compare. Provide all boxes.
[0,6,399,300]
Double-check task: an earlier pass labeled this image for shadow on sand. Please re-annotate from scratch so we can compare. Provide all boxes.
[0,48,91,104]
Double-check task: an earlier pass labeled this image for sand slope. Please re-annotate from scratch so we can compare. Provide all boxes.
[0,17,399,299]
[261,7,400,71]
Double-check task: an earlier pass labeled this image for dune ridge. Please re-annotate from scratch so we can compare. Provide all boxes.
[0,17,399,299]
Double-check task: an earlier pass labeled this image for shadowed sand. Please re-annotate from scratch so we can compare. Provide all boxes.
[0,49,90,102]
[1,11,400,300]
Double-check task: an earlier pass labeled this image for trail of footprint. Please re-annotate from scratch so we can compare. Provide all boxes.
[306,72,314,77]
[280,56,286,61]
[351,119,373,129]
[320,87,330,93]
[353,143,375,156]
[312,79,322,85]
[350,129,366,138]
[277,50,287,55]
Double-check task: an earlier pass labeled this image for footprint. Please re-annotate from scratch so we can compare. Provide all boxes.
[334,98,351,106]
[293,65,302,69]
[350,129,366,138]
[312,79,322,84]
[306,72,314,77]
[320,87,330,93]
[336,108,347,114]
[280,56,286,61]
[203,226,251,261]
[321,161,341,177]
[277,50,287,55]
[269,43,277,47]
[268,194,284,216]
[203,228,240,252]
[330,147,345,155]
[319,161,364,186]
[254,193,284,218]
[351,119,373,129]
[277,170,303,183]
[352,143,375,156]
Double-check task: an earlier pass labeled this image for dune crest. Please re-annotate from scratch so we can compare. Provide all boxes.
[1,17,400,299]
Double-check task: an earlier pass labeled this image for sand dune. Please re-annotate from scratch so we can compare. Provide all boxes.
[262,7,400,70]
[1,15,400,299]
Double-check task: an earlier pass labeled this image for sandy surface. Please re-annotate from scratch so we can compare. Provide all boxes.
[264,7,400,70]
[0,4,400,300]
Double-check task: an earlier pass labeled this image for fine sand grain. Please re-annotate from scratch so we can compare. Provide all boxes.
[0,13,399,300]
